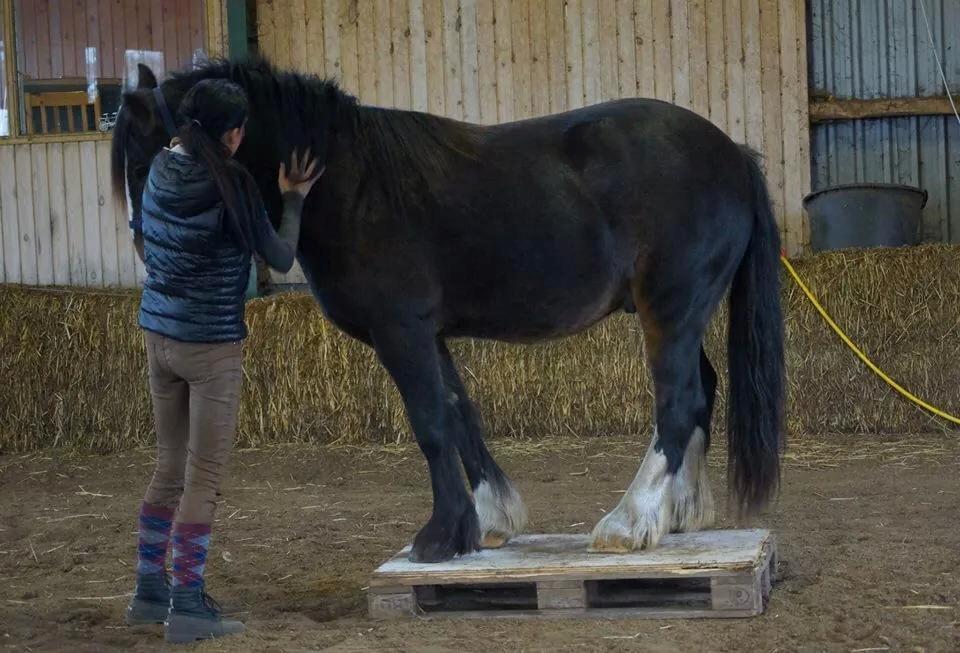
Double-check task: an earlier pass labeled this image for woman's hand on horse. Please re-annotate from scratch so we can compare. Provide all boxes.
[278,148,324,197]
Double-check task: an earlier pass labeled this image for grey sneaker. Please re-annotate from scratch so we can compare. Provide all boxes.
[164,586,245,644]
[125,572,170,626]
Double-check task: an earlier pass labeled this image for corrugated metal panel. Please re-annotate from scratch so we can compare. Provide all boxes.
[810,0,960,243]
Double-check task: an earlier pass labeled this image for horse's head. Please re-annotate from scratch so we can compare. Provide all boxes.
[110,63,177,224]
[112,58,346,227]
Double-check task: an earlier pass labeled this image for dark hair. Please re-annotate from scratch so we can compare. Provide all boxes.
[176,78,258,249]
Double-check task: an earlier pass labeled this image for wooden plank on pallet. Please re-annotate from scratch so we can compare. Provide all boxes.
[370,530,776,621]
[538,580,586,610]
[372,530,773,585]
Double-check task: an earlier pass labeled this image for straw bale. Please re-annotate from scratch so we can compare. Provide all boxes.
[1,245,957,452]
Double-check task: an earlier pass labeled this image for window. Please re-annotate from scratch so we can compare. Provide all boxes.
[6,0,208,137]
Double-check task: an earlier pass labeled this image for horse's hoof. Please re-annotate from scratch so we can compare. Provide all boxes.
[409,504,481,563]
[480,532,509,549]
[475,479,527,548]
[587,537,635,554]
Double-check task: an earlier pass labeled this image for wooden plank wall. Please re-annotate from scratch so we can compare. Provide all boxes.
[13,0,206,81]
[258,0,811,259]
[0,139,142,286]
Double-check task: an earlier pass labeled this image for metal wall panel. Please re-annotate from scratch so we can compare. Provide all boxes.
[810,0,960,242]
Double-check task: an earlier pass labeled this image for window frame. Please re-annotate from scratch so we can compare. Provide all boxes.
[0,0,17,139]
[0,0,229,144]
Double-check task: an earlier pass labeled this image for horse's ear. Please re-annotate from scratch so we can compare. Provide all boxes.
[136,63,158,89]
[121,91,154,134]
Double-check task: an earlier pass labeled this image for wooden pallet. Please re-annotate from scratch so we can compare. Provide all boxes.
[369,529,777,620]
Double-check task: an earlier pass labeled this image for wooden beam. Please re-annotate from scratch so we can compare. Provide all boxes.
[810,95,957,123]
[2,0,20,137]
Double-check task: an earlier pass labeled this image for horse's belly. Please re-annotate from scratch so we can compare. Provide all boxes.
[441,251,628,341]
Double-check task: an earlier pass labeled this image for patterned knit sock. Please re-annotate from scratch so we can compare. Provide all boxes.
[136,502,175,575]
[171,522,212,589]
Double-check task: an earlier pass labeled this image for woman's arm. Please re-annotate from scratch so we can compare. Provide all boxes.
[252,150,322,274]
[251,192,305,273]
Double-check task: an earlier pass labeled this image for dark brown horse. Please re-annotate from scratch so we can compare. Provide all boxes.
[113,58,784,563]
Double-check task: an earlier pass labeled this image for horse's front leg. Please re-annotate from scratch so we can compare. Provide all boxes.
[437,340,527,548]
[372,323,480,562]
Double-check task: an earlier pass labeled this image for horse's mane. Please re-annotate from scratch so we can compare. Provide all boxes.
[115,56,482,218]
[185,58,484,216]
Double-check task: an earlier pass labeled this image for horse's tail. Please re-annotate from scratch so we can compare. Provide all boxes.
[726,146,785,516]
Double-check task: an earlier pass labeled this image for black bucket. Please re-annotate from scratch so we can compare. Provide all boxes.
[803,183,927,252]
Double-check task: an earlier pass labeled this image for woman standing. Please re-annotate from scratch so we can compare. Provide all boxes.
[124,79,321,643]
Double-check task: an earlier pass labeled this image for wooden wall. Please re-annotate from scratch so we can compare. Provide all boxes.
[258,0,811,257]
[14,0,206,81]
[0,2,229,289]
[0,138,142,286]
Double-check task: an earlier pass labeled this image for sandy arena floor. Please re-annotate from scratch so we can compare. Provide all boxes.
[1,434,958,652]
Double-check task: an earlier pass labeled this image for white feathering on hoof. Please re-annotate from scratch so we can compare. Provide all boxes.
[589,430,673,552]
[475,478,527,548]
[670,427,716,533]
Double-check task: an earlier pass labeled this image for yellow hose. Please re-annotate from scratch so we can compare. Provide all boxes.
[780,255,960,427]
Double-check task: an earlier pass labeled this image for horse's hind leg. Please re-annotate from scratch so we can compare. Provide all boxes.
[668,345,717,533]
[438,341,527,548]
[590,289,719,552]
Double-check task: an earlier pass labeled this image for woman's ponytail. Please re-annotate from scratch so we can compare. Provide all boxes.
[176,79,260,250]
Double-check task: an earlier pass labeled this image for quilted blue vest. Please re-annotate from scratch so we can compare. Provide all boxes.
[138,149,251,343]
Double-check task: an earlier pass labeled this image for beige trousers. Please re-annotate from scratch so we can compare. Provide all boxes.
[142,330,243,524]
